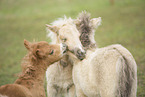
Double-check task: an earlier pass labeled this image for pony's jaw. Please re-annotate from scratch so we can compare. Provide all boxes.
[67,51,78,61]
[68,48,86,61]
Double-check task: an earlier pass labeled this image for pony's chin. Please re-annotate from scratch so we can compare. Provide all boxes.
[67,51,84,61]
[67,51,79,61]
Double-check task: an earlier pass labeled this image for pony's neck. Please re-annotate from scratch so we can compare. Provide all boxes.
[15,59,48,90]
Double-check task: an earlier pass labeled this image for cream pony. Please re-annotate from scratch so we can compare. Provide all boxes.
[70,12,137,97]
[46,16,86,97]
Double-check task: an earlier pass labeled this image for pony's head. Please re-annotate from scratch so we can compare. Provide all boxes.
[75,11,102,50]
[24,39,67,65]
[46,17,86,60]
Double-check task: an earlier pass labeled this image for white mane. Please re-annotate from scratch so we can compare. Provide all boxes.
[46,16,74,44]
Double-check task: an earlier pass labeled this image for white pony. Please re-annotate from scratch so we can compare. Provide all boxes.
[46,12,137,97]
[70,12,137,97]
[46,16,86,97]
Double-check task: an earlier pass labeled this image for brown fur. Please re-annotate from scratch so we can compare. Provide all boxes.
[0,40,65,97]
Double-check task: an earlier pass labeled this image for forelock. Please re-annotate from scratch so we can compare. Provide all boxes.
[77,11,97,49]
[47,16,75,44]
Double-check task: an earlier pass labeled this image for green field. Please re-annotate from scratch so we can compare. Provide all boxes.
[0,0,145,96]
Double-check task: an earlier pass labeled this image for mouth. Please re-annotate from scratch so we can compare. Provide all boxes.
[77,53,85,60]
[78,56,85,60]
[63,50,67,54]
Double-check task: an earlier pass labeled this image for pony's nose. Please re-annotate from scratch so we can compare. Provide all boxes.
[76,49,86,60]
[61,43,68,53]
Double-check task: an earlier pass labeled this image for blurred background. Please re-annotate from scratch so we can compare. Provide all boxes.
[0,0,145,96]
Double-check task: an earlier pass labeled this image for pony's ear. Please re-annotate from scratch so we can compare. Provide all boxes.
[24,39,31,51]
[46,24,59,34]
[90,17,101,29]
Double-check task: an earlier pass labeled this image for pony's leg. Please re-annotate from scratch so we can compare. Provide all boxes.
[47,85,57,97]
[68,85,76,97]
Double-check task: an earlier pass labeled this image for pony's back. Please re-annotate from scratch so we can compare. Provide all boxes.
[90,44,137,97]
[0,84,32,97]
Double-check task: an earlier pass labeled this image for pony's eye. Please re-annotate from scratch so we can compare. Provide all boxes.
[49,50,54,55]
[62,38,67,42]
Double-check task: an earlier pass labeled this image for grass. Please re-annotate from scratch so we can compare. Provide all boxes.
[0,0,145,96]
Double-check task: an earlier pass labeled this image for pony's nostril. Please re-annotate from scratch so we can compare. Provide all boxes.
[77,50,85,56]
[77,49,81,54]
[76,50,86,60]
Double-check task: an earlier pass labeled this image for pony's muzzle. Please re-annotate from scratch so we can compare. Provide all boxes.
[75,49,86,60]
[61,43,68,54]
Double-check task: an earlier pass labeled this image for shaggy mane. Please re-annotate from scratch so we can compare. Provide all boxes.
[77,12,97,49]
[47,16,74,44]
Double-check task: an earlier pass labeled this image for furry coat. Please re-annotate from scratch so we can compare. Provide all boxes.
[72,44,137,97]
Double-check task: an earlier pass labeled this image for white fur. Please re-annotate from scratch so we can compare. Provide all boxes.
[47,16,72,44]
[46,16,82,97]
[46,62,74,97]
[71,44,137,97]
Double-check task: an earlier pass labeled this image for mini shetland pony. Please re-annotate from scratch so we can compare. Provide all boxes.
[0,40,67,97]
[46,16,86,97]
[70,12,137,97]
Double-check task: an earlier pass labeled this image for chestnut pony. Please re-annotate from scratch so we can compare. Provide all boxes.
[0,40,67,97]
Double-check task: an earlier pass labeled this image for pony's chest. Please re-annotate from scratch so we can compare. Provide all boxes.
[73,61,100,96]
[54,76,73,89]
[47,64,73,89]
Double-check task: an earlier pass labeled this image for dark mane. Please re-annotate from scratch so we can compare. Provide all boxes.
[77,12,96,49]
